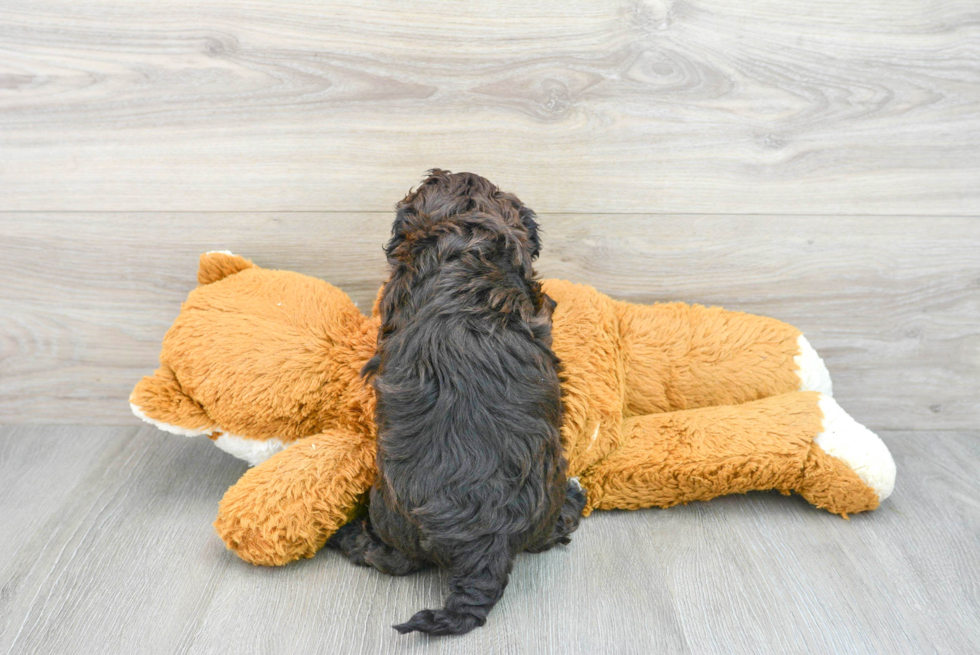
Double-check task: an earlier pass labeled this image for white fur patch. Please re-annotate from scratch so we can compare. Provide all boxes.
[131,402,284,467]
[816,395,896,502]
[205,249,235,256]
[795,335,833,396]
[212,433,286,467]
[130,403,211,437]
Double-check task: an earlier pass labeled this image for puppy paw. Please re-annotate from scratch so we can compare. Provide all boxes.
[566,477,588,511]
[549,478,588,546]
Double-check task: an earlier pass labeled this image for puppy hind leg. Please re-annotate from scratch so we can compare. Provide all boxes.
[526,478,588,553]
[325,520,368,562]
[327,519,426,576]
[394,534,512,636]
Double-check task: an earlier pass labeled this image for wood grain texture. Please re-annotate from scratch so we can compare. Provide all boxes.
[2,213,977,430]
[1,426,977,654]
[1,0,979,213]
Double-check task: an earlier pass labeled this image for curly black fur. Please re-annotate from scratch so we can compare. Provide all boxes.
[328,170,586,636]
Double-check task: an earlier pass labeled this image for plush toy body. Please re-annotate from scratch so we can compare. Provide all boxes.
[131,253,896,566]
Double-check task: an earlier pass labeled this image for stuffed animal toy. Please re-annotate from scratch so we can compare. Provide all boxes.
[131,252,896,567]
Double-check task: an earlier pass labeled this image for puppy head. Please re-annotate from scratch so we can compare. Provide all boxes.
[386,169,541,266]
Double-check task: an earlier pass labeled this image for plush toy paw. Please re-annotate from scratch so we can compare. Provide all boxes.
[798,394,896,516]
[213,430,377,566]
[815,394,896,502]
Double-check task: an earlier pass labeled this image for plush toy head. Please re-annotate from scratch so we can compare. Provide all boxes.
[130,252,379,465]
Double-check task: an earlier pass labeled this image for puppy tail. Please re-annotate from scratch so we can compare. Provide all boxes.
[393,533,511,636]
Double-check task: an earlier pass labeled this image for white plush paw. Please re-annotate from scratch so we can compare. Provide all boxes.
[816,395,896,502]
[796,335,833,396]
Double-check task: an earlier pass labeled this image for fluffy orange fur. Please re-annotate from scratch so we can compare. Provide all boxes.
[131,253,881,566]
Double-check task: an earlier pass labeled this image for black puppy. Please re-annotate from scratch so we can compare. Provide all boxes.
[328,170,586,635]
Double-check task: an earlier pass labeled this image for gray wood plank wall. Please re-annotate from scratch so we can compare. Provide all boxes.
[1,214,977,430]
[1,1,979,214]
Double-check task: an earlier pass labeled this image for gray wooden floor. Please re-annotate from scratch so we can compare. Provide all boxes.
[2,0,979,653]
[1,426,978,654]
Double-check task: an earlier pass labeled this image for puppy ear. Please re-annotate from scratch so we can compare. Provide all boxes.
[386,170,450,260]
[519,206,542,260]
[385,204,413,262]
[423,168,451,184]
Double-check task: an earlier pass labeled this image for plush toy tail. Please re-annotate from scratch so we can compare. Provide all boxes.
[130,364,216,436]
[197,251,255,285]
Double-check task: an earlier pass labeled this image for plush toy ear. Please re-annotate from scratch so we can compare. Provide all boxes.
[213,429,377,566]
[197,251,255,285]
[130,364,216,436]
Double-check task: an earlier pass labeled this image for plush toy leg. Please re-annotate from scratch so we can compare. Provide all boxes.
[581,391,894,518]
[615,300,831,414]
[213,429,376,566]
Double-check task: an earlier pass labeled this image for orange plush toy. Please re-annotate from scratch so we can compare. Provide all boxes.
[131,252,896,567]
